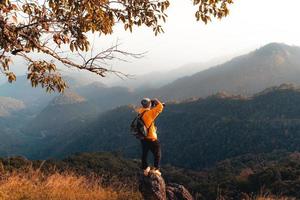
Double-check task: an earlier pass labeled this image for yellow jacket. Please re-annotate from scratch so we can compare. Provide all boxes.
[137,101,164,141]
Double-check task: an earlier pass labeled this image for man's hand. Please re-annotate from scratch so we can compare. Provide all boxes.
[152,98,160,103]
[151,98,165,107]
[151,98,160,107]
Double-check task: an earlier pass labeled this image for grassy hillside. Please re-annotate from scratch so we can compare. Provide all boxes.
[0,170,141,200]
[0,151,300,200]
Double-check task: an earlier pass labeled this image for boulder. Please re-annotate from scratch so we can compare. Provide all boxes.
[139,171,167,200]
[139,171,194,200]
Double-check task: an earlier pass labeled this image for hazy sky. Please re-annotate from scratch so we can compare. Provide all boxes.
[91,0,300,75]
[6,0,300,81]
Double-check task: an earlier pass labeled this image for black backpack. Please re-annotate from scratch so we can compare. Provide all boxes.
[130,111,151,140]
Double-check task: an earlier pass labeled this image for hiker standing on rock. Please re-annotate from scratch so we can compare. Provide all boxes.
[131,98,164,176]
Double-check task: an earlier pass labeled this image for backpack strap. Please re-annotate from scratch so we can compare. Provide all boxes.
[139,110,154,132]
[139,110,148,118]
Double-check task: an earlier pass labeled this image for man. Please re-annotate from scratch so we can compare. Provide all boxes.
[138,98,164,176]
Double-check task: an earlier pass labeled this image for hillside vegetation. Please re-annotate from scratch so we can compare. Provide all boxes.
[25,84,300,170]
[23,91,97,137]
[3,43,300,152]
[0,170,141,200]
[3,43,300,128]
[0,152,300,200]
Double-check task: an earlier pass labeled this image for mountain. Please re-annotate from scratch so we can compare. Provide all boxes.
[0,75,56,106]
[75,82,136,112]
[0,75,97,107]
[3,43,300,110]
[22,84,300,170]
[150,43,300,101]
[50,90,86,105]
[0,97,25,117]
[111,62,213,90]
[0,97,31,156]
[23,91,96,137]
[3,43,300,118]
[5,43,300,165]
[21,81,136,139]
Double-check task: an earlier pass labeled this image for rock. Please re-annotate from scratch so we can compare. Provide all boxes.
[139,171,194,200]
[166,183,194,200]
[139,171,167,200]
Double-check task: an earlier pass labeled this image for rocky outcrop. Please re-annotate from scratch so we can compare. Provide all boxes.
[139,171,167,200]
[139,171,193,200]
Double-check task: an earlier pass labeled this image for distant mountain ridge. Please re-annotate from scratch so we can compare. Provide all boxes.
[20,84,300,170]
[0,97,25,117]
[50,91,86,106]
[111,62,214,90]
[2,43,300,113]
[4,43,300,167]
[150,43,300,101]
[24,91,96,137]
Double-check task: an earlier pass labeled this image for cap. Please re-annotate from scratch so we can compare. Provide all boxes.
[141,98,151,108]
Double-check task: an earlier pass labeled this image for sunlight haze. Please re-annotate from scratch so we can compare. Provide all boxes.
[91,0,300,76]
[7,0,300,81]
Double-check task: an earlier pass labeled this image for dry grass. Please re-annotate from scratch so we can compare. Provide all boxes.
[0,170,141,200]
[241,193,296,200]
[256,198,295,200]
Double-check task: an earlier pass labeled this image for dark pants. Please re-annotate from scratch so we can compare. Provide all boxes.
[141,139,161,170]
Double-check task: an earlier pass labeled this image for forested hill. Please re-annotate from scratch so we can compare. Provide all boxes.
[23,91,97,137]
[27,84,300,169]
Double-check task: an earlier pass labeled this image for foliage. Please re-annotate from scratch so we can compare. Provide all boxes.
[0,0,234,92]
[193,0,233,23]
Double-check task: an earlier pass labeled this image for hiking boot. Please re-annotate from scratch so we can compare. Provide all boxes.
[152,168,161,176]
[143,167,151,176]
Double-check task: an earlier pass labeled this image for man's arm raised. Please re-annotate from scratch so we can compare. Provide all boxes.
[149,99,164,119]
